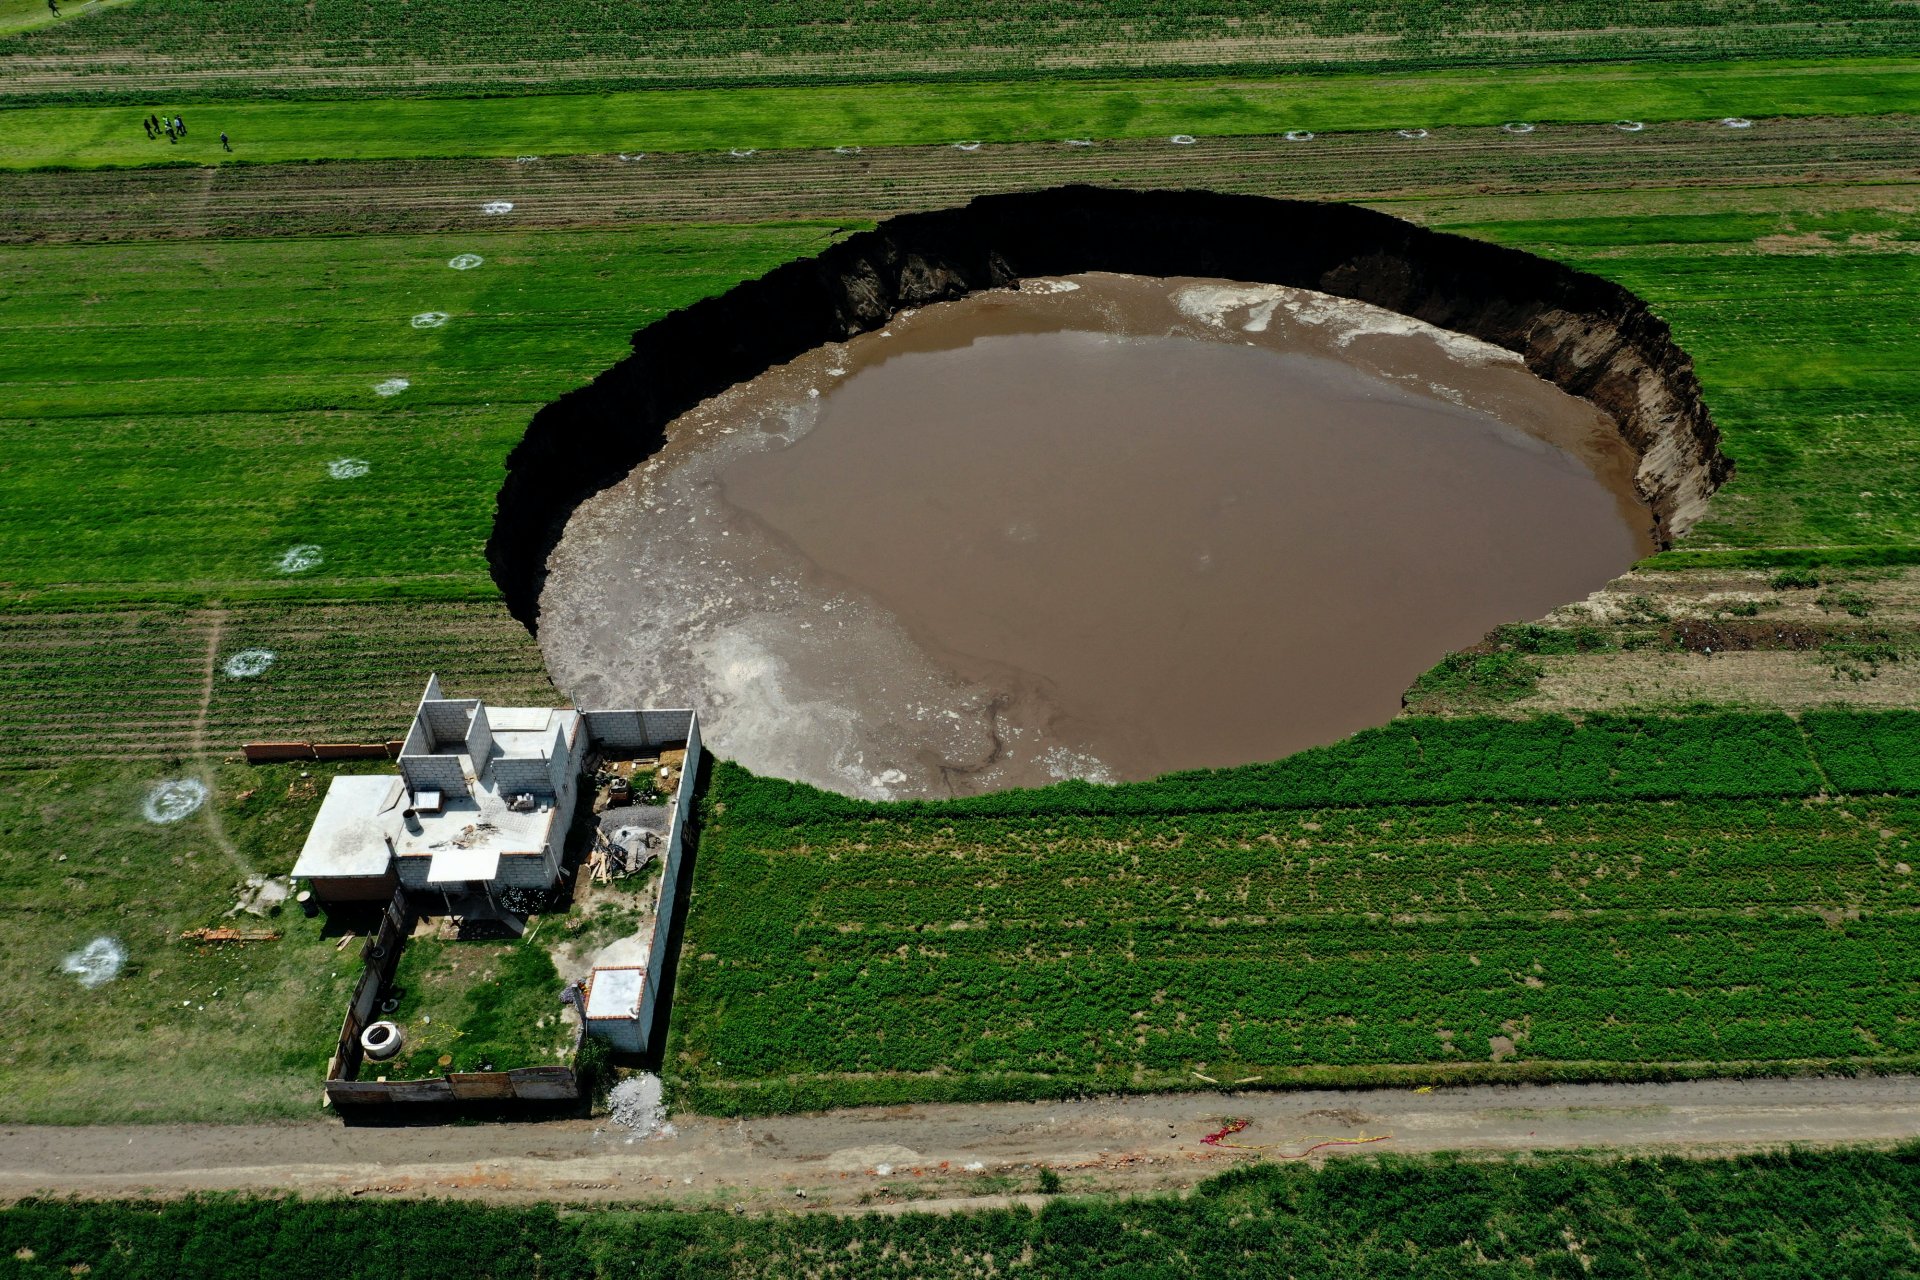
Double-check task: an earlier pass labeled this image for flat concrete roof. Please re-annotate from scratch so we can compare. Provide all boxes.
[489,706,578,760]
[393,783,561,864]
[291,776,403,880]
[585,965,644,1020]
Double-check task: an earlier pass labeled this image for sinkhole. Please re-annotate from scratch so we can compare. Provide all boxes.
[493,188,1728,799]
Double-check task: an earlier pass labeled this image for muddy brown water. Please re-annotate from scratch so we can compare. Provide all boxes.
[540,274,1652,798]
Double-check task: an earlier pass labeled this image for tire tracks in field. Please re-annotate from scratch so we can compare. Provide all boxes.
[4,116,1916,244]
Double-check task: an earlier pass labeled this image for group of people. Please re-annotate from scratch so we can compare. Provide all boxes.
[141,113,232,151]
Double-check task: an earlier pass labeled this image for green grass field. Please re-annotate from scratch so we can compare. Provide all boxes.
[5,58,1919,169]
[0,224,840,604]
[0,759,376,1123]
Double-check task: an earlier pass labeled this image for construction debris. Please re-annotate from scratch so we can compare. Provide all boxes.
[608,1073,667,1138]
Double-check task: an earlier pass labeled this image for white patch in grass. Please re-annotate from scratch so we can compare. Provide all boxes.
[277,544,323,573]
[1721,116,1753,129]
[515,155,540,164]
[1615,120,1645,132]
[616,152,646,162]
[142,779,207,824]
[62,937,126,989]
[727,148,757,159]
[481,200,515,214]
[1064,138,1093,147]
[1501,122,1535,134]
[952,141,982,152]
[832,146,862,156]
[1169,134,1196,145]
[448,253,484,270]
[328,457,370,479]
[1284,130,1314,142]
[373,378,410,396]
[411,311,449,329]
[222,648,276,679]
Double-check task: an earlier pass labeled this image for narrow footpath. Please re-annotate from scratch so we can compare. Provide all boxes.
[6,1077,1919,1211]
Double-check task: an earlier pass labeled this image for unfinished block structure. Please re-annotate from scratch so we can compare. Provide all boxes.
[295,676,661,911]
[300,677,705,1106]
[576,707,703,1059]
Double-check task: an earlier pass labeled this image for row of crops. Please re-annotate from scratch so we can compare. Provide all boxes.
[0,602,555,766]
[9,1146,1919,1278]
[6,0,1920,100]
[672,715,1920,1113]
[712,709,1920,824]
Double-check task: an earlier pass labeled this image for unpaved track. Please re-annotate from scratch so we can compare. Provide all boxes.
[6,1077,1920,1209]
[5,117,1915,244]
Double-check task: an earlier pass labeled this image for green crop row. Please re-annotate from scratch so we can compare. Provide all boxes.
[9,1145,1920,1278]
[710,709,1865,827]
[670,713,1920,1111]
[7,0,1920,100]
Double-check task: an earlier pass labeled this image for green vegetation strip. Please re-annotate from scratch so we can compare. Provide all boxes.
[7,0,1920,100]
[0,761,376,1124]
[673,711,1920,1113]
[0,224,841,604]
[5,59,1919,170]
[7,1148,1920,1276]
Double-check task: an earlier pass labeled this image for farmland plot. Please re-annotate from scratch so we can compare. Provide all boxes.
[4,0,1920,100]
[674,760,1920,1113]
[0,224,836,602]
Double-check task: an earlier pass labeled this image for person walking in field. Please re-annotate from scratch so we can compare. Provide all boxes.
[174,116,185,136]
[143,119,154,140]
[46,0,59,17]
[221,131,231,153]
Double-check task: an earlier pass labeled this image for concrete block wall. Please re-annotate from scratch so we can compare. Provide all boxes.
[399,719,432,760]
[422,698,480,750]
[588,1011,645,1055]
[465,707,494,766]
[490,756,556,796]
[582,709,694,752]
[494,850,559,889]
[548,722,575,794]
[638,710,701,1052]
[399,752,468,799]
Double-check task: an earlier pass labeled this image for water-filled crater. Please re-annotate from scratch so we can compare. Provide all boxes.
[495,190,1727,799]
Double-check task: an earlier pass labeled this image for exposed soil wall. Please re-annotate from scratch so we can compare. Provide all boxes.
[488,186,1728,626]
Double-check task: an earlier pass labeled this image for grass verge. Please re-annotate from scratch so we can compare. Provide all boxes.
[4,58,1920,170]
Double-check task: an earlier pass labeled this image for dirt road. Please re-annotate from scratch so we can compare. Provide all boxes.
[6,117,1915,245]
[5,1077,1919,1210]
